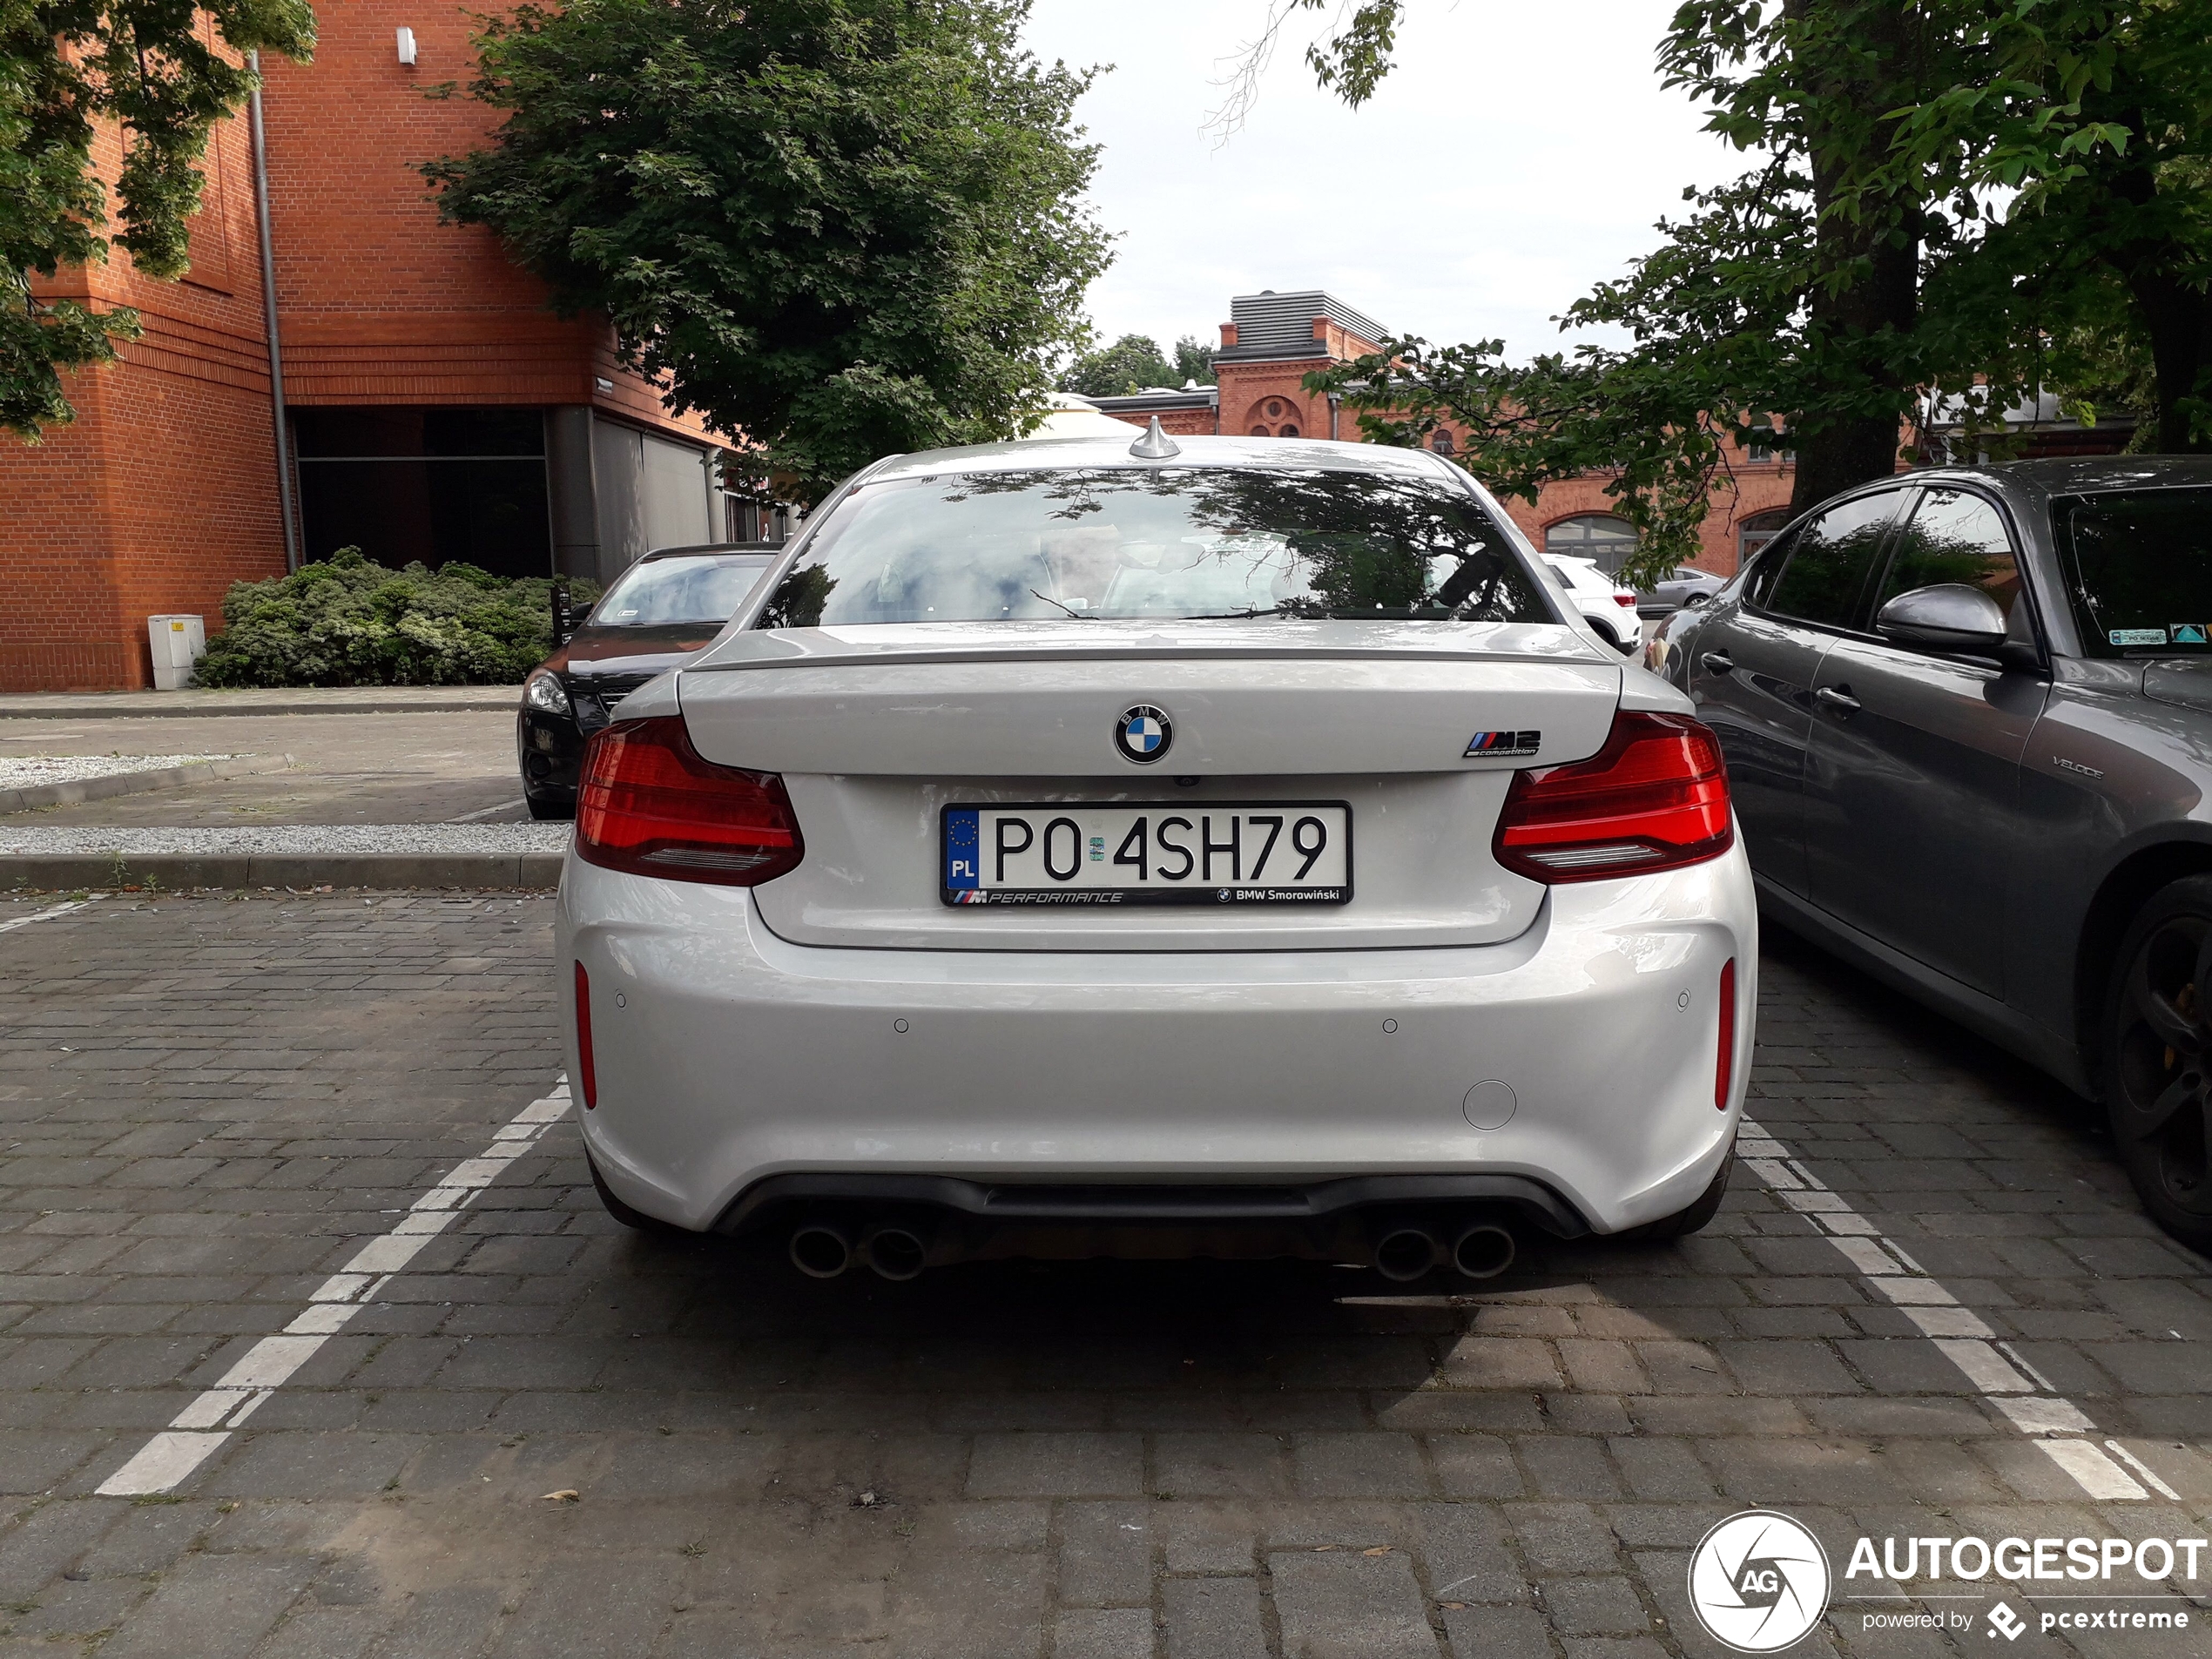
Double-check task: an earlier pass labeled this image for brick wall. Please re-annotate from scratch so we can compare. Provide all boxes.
[0,5,726,691]
[0,90,284,691]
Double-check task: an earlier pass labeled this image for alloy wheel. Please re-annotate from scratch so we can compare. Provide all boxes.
[2112,914,2212,1219]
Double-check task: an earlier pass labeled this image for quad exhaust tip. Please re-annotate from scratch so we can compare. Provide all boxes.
[1451,1223,1516,1279]
[1373,1221,1518,1282]
[789,1224,853,1278]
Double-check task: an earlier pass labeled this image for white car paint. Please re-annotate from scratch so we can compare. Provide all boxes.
[557,435,1757,1251]
[1541,553,1642,651]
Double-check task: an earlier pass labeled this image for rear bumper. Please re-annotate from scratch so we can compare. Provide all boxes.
[556,846,1757,1238]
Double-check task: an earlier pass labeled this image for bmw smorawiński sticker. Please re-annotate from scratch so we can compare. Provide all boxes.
[1116,705,1173,764]
[1464,730,1541,758]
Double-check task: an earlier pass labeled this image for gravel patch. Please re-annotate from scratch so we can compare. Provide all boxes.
[0,755,235,791]
[0,823,570,855]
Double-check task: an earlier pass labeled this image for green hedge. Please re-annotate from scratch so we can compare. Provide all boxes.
[194,550,600,688]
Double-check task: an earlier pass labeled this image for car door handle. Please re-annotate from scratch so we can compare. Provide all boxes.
[1700,652,1735,674]
[1815,685,1861,712]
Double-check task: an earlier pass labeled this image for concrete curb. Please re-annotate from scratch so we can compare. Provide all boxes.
[0,851,564,892]
[0,754,293,815]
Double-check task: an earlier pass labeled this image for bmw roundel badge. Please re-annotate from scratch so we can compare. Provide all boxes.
[1116,705,1173,764]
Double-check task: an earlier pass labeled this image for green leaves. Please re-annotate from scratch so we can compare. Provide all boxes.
[427,0,1109,502]
[2,0,315,439]
[195,553,598,687]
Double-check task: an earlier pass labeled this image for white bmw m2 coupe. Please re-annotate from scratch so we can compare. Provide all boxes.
[557,428,1755,1282]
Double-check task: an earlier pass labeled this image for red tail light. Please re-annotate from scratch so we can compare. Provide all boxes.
[574,961,597,1109]
[575,717,804,886]
[1716,957,1737,1109]
[1613,593,1637,607]
[1494,710,1732,882]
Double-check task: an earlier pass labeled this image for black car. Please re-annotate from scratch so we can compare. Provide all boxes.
[518,543,779,818]
[1656,456,2212,1251]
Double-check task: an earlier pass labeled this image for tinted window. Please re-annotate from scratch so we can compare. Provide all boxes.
[1765,491,1899,627]
[1878,489,2023,627]
[758,468,1557,628]
[2059,487,2212,655]
[593,554,773,626]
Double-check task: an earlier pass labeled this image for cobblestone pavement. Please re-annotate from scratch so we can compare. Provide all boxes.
[1,893,2208,1658]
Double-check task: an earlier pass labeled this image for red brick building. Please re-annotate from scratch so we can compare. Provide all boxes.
[0,5,751,691]
[1094,289,1800,582]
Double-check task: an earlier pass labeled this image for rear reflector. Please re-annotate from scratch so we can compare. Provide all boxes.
[1716,957,1736,1109]
[1493,710,1732,882]
[576,716,804,886]
[574,961,597,1110]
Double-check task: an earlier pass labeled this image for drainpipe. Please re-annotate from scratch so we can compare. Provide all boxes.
[246,51,300,574]
[1327,391,1341,441]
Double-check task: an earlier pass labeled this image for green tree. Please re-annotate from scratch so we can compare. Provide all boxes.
[1285,0,2212,579]
[1058,332,1177,396]
[1173,333,1217,385]
[3,0,315,439]
[427,0,1109,504]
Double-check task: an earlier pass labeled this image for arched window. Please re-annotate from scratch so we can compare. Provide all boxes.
[1278,424,1299,438]
[1428,430,1456,455]
[1249,425,1270,437]
[1737,507,1792,563]
[1544,514,1638,577]
[1265,399,1285,419]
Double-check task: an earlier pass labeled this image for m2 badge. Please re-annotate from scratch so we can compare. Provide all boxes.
[1464,730,1541,759]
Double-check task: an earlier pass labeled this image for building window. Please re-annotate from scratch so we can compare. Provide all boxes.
[1266,399,1285,418]
[1250,425,1270,436]
[293,408,550,578]
[1544,514,1638,577]
[1737,507,1793,563]
[1747,425,1795,463]
[1278,424,1299,438]
[1429,430,1456,455]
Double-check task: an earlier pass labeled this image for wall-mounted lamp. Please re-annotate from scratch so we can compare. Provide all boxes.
[594,376,616,394]
[395,27,418,65]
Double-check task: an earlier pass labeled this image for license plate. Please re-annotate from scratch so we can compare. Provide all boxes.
[941,802,1352,906]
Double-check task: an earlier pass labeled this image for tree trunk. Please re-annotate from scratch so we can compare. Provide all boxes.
[1785,0,1922,516]
[2128,273,2212,452]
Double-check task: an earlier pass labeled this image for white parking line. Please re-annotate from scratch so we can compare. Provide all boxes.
[1738,1117,2170,1502]
[448,799,527,823]
[0,898,95,935]
[95,1079,572,1498]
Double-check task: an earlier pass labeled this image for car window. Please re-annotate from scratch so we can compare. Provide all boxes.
[759,468,1559,627]
[1738,529,1797,608]
[595,554,775,625]
[1764,490,1901,628]
[2057,486,2212,656]
[1876,489,2022,631]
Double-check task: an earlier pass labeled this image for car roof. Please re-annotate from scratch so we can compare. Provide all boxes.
[864,433,1463,486]
[1935,455,2212,496]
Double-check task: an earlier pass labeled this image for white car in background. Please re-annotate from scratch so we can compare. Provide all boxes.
[1541,554,1642,654]
[558,428,1756,1283]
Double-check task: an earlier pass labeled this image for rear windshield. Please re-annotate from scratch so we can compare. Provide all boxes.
[594,554,773,627]
[755,468,1558,628]
[2059,487,2212,654]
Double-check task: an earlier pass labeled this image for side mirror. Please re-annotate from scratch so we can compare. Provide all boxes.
[1875,583,2006,655]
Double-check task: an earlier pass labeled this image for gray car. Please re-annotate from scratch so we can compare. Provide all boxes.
[1659,456,2212,1251]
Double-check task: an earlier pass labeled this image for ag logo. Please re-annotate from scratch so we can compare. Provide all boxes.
[1687,1510,1831,1653]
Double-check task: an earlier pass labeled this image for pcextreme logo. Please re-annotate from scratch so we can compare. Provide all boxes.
[1688,1510,1832,1653]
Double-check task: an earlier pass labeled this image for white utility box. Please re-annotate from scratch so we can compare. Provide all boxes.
[147,614,206,691]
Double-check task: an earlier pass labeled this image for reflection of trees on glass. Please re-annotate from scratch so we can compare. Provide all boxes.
[1879,489,2019,611]
[757,466,1554,627]
[758,563,837,630]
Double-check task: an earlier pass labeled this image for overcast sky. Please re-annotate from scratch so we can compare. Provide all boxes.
[1021,1,1750,364]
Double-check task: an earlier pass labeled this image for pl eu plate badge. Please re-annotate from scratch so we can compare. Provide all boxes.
[946,808,982,900]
